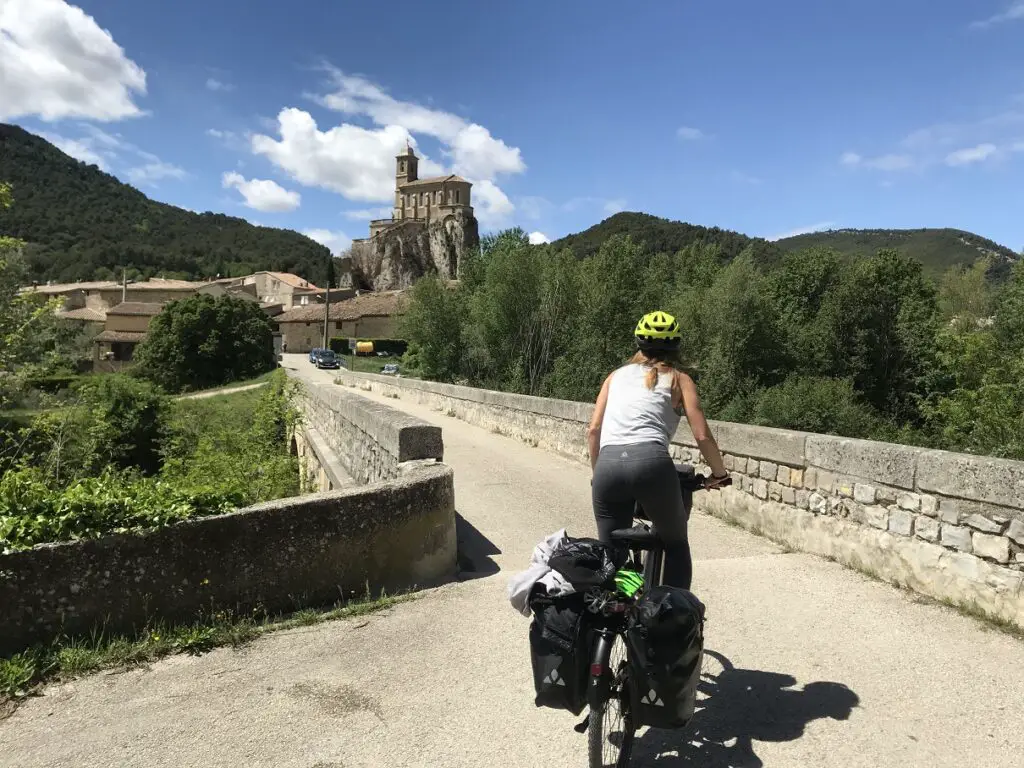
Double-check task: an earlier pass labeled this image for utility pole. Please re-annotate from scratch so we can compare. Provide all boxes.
[320,254,332,350]
[122,268,127,303]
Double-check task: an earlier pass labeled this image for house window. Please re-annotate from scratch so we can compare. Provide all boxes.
[335,322,342,330]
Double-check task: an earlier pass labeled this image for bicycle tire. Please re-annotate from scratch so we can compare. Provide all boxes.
[588,634,636,768]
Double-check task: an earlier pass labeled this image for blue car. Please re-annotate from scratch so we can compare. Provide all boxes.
[308,347,323,363]
[316,349,341,369]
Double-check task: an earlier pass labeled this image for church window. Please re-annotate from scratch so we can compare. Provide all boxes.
[455,189,460,204]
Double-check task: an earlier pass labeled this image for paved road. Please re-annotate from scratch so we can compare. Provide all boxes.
[4,356,1024,768]
[176,381,267,400]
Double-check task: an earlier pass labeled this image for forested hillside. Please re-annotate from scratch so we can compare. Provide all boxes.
[776,228,1019,279]
[553,213,1017,279]
[0,124,330,285]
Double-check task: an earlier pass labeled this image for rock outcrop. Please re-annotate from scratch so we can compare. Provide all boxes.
[349,209,479,291]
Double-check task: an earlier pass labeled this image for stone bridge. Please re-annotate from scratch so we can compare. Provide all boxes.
[3,354,1024,768]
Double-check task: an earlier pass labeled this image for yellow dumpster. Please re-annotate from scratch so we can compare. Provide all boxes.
[355,341,374,356]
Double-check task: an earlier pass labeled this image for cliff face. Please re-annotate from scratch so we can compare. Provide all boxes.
[350,209,479,291]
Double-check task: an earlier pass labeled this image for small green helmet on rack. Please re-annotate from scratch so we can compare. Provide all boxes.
[614,568,645,598]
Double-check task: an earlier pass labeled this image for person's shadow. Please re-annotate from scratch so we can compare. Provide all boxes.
[631,649,860,767]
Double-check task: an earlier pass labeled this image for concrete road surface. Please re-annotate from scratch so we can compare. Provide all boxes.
[3,354,1023,768]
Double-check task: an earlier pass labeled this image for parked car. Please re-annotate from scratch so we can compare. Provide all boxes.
[381,363,399,375]
[316,349,341,369]
[309,347,323,363]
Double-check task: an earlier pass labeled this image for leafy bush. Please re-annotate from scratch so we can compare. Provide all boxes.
[77,374,169,476]
[134,294,277,393]
[0,468,245,553]
[746,376,883,439]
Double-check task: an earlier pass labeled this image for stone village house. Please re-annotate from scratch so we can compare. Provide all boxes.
[274,290,407,353]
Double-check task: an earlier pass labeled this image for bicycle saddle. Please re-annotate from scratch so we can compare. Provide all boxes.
[610,524,661,548]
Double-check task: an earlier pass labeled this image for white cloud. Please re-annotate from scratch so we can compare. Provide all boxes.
[206,128,232,139]
[945,143,998,166]
[839,152,913,171]
[528,231,551,245]
[252,108,414,202]
[343,207,392,220]
[473,179,515,229]
[0,0,146,122]
[603,199,627,215]
[677,126,705,140]
[302,228,352,254]
[970,1,1024,29]
[221,171,300,212]
[206,77,234,92]
[39,131,108,169]
[517,196,551,221]
[317,69,525,181]
[126,162,186,185]
[766,221,836,242]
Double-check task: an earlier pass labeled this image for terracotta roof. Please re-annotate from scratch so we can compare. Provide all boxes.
[275,291,407,323]
[95,330,148,343]
[399,174,471,188]
[57,307,106,322]
[106,302,164,316]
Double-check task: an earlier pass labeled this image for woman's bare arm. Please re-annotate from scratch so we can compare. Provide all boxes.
[678,372,728,480]
[587,375,612,471]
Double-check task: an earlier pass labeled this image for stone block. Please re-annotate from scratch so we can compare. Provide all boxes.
[795,489,810,509]
[888,508,913,536]
[853,484,877,505]
[866,506,890,530]
[753,478,769,500]
[803,467,817,489]
[941,525,973,553]
[964,514,1004,535]
[836,481,854,498]
[846,502,866,524]
[745,457,759,475]
[805,434,921,490]
[1008,520,1024,547]
[816,470,836,494]
[972,533,1010,564]
[919,495,938,517]
[877,486,898,504]
[917,449,1024,510]
[914,515,940,542]
[808,492,827,513]
[683,420,805,465]
[781,486,797,505]
[769,482,783,501]
[759,461,779,480]
[896,493,920,512]
[789,468,804,488]
[776,466,790,485]
[938,499,959,525]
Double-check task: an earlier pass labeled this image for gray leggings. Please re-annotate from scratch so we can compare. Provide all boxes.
[592,441,692,589]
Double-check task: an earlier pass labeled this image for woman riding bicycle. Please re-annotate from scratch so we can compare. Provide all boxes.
[587,310,728,591]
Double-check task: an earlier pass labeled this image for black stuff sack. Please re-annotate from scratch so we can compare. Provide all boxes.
[547,537,627,591]
[625,585,705,729]
[528,587,592,715]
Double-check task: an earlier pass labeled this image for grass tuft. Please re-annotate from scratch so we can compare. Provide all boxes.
[0,591,412,708]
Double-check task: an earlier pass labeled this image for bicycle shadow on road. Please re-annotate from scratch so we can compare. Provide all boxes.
[631,649,860,767]
[455,512,502,580]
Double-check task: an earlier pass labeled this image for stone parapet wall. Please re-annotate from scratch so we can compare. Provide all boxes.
[0,464,456,654]
[335,370,1024,628]
[296,375,442,487]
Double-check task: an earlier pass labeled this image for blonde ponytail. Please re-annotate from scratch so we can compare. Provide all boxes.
[629,352,682,401]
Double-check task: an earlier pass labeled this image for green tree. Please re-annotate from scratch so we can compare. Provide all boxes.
[134,294,277,392]
[748,375,882,438]
[399,276,464,381]
[937,258,994,329]
[78,374,169,476]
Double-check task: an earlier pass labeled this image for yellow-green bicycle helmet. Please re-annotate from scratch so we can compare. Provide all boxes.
[634,310,681,352]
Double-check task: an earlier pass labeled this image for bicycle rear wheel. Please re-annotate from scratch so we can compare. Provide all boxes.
[588,633,635,768]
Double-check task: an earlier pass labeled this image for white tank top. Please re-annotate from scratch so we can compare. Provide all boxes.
[599,364,682,449]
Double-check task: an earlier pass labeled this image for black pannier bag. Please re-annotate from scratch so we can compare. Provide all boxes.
[625,586,706,728]
[547,536,627,590]
[528,587,592,715]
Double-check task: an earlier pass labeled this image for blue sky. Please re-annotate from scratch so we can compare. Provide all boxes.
[3,0,1024,254]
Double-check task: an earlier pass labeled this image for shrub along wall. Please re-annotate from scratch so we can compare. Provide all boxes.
[335,368,1024,629]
